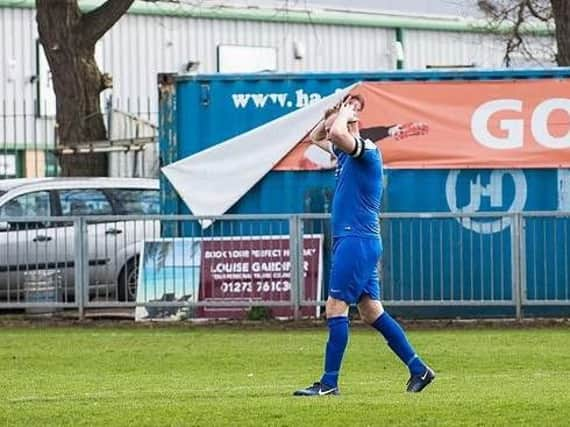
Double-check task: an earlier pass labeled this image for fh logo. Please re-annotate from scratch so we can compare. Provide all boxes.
[446,170,527,234]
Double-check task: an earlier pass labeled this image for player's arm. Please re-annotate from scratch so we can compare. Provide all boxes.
[360,126,394,142]
[309,119,333,153]
[386,122,430,141]
[361,123,430,143]
[328,103,361,155]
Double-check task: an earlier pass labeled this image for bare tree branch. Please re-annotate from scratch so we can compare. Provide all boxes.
[525,0,552,21]
[501,1,526,66]
[478,0,559,66]
[81,0,136,46]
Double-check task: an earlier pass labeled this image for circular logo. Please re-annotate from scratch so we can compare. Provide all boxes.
[446,170,527,234]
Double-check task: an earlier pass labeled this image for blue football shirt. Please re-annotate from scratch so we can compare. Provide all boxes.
[331,137,383,238]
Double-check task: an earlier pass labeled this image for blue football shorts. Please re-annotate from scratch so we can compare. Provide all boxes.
[328,235,383,304]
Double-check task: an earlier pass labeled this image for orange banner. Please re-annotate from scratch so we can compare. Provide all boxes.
[274,79,570,170]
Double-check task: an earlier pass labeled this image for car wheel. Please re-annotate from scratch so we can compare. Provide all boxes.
[118,257,139,302]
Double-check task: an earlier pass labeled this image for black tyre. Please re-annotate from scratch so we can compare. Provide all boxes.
[118,257,139,302]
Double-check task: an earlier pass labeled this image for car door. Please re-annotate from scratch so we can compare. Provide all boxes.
[56,188,117,300]
[0,190,67,302]
[104,188,160,301]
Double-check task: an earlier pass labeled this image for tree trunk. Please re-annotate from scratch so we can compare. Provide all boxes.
[551,0,570,66]
[36,0,134,176]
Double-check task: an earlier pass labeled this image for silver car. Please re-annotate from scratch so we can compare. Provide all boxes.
[0,178,159,302]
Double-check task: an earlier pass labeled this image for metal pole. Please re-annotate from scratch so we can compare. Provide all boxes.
[297,218,305,317]
[518,213,527,321]
[289,215,303,321]
[511,213,523,321]
[73,218,88,320]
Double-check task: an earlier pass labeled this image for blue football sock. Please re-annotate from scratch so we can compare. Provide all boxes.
[320,316,349,388]
[372,312,426,375]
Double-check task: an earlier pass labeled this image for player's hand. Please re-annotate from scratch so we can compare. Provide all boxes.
[333,95,351,111]
[389,122,429,141]
[338,102,357,121]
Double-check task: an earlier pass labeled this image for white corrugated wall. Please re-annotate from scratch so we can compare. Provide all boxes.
[404,29,556,69]
[0,7,36,104]
[404,30,503,69]
[0,7,56,149]
[100,14,396,112]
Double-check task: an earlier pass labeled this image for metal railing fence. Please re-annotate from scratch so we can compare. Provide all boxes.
[0,211,569,320]
[0,97,158,179]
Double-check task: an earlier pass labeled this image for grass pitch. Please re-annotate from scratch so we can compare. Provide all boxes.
[1,324,569,426]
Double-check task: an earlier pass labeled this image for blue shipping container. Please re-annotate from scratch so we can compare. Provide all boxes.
[159,69,570,317]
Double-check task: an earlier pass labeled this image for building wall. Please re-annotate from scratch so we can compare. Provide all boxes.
[101,14,396,112]
[0,7,37,106]
[404,30,556,69]
[404,30,502,69]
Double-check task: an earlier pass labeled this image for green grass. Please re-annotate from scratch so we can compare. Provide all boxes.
[1,325,569,426]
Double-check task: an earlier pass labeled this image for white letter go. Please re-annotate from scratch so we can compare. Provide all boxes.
[471,98,570,149]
